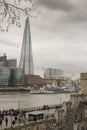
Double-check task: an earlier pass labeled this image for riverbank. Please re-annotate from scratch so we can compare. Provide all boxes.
[0,88,30,92]
[0,91,70,110]
[0,93,87,130]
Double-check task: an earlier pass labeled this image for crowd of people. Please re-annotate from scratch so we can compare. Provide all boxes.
[0,105,57,128]
[0,109,26,127]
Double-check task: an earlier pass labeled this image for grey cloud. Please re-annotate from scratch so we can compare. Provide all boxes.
[0,33,21,47]
[69,13,87,23]
[38,0,75,12]
[36,0,87,26]
[0,38,20,47]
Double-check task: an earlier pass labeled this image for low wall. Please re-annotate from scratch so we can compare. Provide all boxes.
[1,118,56,130]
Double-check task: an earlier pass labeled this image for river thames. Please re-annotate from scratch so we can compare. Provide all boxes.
[0,92,71,110]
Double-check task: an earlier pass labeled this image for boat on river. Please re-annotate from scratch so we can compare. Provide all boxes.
[30,89,54,94]
[30,83,80,94]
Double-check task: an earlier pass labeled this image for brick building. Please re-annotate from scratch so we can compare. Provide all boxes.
[24,74,43,87]
[7,59,17,68]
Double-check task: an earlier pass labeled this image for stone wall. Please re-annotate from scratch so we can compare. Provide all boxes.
[1,94,87,130]
[70,94,86,109]
[1,118,56,130]
[63,101,72,114]
[74,118,87,130]
[80,73,87,94]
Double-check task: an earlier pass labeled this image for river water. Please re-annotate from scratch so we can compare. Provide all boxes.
[0,92,70,110]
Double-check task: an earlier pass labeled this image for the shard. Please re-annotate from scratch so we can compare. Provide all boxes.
[19,17,34,75]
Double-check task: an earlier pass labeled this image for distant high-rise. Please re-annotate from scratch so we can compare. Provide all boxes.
[19,17,34,75]
[0,54,17,68]
[0,54,7,67]
[44,68,63,79]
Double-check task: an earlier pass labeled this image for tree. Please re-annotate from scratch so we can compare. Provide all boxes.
[0,0,37,31]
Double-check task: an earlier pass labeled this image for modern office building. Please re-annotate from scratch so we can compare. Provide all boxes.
[44,68,63,79]
[0,54,23,87]
[19,17,34,75]
[9,68,24,87]
[0,67,24,87]
[0,54,7,67]
[0,67,11,87]
[0,54,17,68]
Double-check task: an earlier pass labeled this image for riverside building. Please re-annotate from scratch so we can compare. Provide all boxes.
[44,68,63,79]
[0,67,24,88]
[0,54,17,68]
[24,74,43,87]
[0,54,24,87]
[0,54,7,67]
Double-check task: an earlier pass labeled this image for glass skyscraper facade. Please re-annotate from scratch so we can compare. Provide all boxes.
[19,17,34,75]
[0,68,24,87]
[0,68,11,87]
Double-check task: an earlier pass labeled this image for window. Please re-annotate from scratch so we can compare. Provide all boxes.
[81,114,83,119]
[76,115,77,121]
[81,126,85,130]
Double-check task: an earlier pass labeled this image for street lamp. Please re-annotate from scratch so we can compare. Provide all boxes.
[10,110,13,127]
[18,101,20,110]
[60,97,62,105]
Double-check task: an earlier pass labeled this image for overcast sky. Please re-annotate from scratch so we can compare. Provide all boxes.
[0,0,87,78]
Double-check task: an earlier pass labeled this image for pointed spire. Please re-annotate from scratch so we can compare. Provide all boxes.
[19,17,34,75]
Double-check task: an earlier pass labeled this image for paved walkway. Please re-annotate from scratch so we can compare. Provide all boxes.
[0,114,29,128]
[0,104,61,129]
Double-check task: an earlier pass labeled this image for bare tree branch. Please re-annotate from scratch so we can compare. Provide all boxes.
[0,0,37,31]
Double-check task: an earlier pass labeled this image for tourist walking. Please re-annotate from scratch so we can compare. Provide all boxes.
[0,118,2,126]
[5,117,8,126]
[24,113,26,119]
[14,116,17,122]
[12,120,15,126]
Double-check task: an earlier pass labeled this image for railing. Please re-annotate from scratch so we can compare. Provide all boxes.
[20,104,63,112]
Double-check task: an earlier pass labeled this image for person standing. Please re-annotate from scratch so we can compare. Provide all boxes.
[12,120,15,126]
[0,118,2,126]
